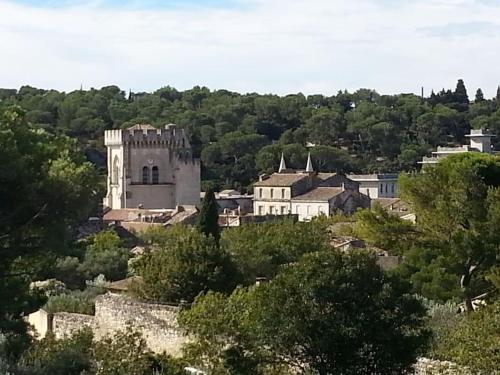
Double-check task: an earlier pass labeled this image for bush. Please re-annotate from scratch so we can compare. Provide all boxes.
[44,286,105,315]
[431,302,500,373]
[18,329,94,375]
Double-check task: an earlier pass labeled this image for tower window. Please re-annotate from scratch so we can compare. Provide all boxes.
[152,166,159,184]
[142,166,150,184]
[112,156,119,185]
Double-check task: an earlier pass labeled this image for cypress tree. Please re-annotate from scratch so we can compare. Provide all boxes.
[454,79,469,104]
[475,88,485,102]
[496,86,500,102]
[197,189,220,245]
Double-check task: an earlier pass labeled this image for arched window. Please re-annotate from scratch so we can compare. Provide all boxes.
[112,156,119,185]
[152,166,159,184]
[142,166,150,184]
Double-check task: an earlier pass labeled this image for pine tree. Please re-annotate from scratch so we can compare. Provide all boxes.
[496,86,500,102]
[197,189,220,245]
[475,88,485,102]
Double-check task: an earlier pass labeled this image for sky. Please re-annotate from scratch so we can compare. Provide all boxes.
[2,0,500,97]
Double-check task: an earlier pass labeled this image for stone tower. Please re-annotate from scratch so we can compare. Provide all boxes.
[103,124,200,210]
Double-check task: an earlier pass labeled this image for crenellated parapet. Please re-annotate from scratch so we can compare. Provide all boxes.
[104,124,192,149]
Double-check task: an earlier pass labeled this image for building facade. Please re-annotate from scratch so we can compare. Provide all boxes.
[420,129,496,165]
[253,154,370,221]
[103,124,200,210]
[347,174,399,198]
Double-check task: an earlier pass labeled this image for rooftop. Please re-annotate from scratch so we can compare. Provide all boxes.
[254,173,309,187]
[292,187,344,201]
[348,173,399,181]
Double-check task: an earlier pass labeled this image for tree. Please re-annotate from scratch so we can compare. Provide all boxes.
[0,106,98,359]
[353,204,417,254]
[133,225,239,303]
[181,250,430,374]
[400,153,500,310]
[197,189,220,245]
[454,79,469,108]
[475,88,484,102]
[221,219,330,284]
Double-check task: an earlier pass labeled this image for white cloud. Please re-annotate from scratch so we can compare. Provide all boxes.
[1,0,500,96]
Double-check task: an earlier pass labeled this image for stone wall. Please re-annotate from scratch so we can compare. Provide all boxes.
[52,312,95,339]
[414,358,470,374]
[27,293,188,356]
[94,293,188,355]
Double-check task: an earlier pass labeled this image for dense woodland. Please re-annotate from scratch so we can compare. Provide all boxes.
[1,80,500,190]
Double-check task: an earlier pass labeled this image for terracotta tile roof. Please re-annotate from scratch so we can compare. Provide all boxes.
[254,173,308,187]
[292,187,344,201]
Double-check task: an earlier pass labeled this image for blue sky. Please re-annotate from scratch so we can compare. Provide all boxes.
[2,0,500,96]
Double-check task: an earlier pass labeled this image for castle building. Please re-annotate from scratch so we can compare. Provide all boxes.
[419,129,496,165]
[253,153,370,221]
[103,124,200,210]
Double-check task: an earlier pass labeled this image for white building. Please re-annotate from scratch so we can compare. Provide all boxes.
[347,174,399,198]
[420,129,496,165]
[253,154,370,221]
[103,124,200,210]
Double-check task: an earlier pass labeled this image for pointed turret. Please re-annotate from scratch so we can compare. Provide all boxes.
[305,152,314,173]
[278,153,287,173]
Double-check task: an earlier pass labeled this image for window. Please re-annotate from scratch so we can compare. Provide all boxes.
[281,188,285,199]
[258,206,263,215]
[152,166,159,184]
[281,206,286,214]
[307,205,311,215]
[270,189,274,199]
[259,188,263,198]
[112,156,119,185]
[380,184,383,193]
[391,184,395,193]
[385,184,388,193]
[142,166,150,184]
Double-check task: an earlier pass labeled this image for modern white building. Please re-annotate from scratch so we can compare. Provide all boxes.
[347,174,399,199]
[420,129,496,165]
[103,124,200,210]
[253,154,370,221]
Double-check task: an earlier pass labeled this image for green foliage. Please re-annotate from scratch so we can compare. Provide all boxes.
[432,302,500,373]
[181,250,430,374]
[44,286,105,315]
[133,225,240,303]
[0,106,99,359]
[353,204,417,254]
[19,329,94,375]
[221,219,330,283]
[197,189,220,245]
[400,153,500,308]
[2,79,494,189]
[93,330,152,375]
[17,328,187,375]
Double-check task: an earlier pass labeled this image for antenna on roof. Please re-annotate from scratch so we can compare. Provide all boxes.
[305,152,314,173]
[278,153,287,173]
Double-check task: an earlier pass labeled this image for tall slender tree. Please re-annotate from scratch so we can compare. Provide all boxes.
[197,189,220,245]
[475,88,484,102]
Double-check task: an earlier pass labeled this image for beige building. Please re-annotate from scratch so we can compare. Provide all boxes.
[253,154,370,221]
[103,124,200,210]
[347,174,399,198]
[419,129,496,165]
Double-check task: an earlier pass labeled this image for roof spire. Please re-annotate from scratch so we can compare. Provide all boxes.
[305,152,314,173]
[278,153,287,173]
